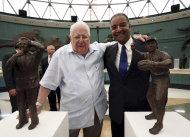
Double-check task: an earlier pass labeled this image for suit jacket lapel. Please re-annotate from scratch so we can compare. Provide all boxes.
[110,43,120,74]
[125,40,138,79]
[126,50,135,78]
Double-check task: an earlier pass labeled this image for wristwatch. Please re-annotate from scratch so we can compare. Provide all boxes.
[36,101,43,107]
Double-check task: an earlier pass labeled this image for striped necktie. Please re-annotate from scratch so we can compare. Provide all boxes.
[119,45,128,79]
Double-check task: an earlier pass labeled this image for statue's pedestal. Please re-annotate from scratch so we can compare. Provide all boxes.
[0,111,69,137]
[125,112,190,137]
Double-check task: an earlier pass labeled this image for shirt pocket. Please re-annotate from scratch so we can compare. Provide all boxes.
[94,59,104,77]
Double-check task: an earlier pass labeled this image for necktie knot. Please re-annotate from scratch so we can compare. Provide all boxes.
[122,45,126,50]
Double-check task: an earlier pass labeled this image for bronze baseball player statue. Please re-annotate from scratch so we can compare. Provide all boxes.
[131,36,172,134]
[6,37,44,130]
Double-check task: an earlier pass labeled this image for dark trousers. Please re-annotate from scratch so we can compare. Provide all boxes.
[111,119,124,137]
[48,87,60,111]
[69,111,103,137]
[9,94,18,113]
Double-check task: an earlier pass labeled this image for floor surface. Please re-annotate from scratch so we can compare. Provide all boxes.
[0,86,190,137]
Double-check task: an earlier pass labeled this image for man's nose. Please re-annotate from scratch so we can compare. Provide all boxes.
[78,37,84,42]
[116,26,122,32]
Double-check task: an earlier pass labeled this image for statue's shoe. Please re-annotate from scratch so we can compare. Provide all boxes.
[28,118,39,130]
[145,113,156,120]
[28,122,39,130]
[16,119,29,129]
[149,123,163,134]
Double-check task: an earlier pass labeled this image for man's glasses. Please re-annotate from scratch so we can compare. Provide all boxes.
[73,35,89,41]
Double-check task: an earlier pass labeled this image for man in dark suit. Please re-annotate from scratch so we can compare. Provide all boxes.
[2,45,20,113]
[41,45,60,111]
[104,13,151,137]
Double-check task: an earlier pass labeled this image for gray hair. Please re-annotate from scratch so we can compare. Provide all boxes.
[70,21,90,36]
[47,45,55,50]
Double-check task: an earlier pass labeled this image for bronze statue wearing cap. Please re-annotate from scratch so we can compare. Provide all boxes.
[131,36,172,134]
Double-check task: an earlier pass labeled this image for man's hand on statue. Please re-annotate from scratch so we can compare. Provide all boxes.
[36,105,42,114]
[15,51,24,57]
[16,109,30,120]
[16,107,42,120]
[136,34,148,42]
[26,107,42,118]
[9,89,17,96]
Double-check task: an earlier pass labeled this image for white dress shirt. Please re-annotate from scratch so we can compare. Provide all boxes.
[40,41,115,129]
[48,55,52,64]
[115,37,133,71]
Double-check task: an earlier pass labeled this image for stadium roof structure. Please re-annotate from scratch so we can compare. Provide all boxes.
[0,0,189,21]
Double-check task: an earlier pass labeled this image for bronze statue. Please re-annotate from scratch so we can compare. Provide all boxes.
[131,36,172,134]
[40,35,64,50]
[177,26,190,50]
[104,33,114,43]
[65,34,70,45]
[180,54,187,69]
[0,28,41,48]
[6,37,44,130]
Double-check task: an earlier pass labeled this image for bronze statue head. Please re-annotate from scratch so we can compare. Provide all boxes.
[145,36,158,52]
[146,36,157,43]
[16,37,31,52]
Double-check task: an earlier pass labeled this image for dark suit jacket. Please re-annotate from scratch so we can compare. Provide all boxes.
[104,39,151,124]
[41,56,49,77]
[2,51,16,91]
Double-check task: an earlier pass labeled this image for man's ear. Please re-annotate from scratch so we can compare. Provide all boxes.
[89,35,91,39]
[128,24,131,30]
[69,35,71,40]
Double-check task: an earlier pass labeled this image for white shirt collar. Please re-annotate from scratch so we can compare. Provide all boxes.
[67,43,98,55]
[118,36,133,51]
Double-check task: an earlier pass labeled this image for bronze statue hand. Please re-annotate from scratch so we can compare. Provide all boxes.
[6,51,24,68]
[137,60,154,71]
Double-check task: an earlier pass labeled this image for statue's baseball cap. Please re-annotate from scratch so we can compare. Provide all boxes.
[146,36,157,43]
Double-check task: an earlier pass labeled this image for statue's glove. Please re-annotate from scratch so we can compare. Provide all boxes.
[137,60,156,71]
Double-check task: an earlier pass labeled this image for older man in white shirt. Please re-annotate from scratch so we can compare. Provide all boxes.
[36,21,112,137]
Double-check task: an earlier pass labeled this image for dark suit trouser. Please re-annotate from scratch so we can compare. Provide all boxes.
[9,94,18,113]
[111,119,124,137]
[69,111,103,137]
[48,88,60,111]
